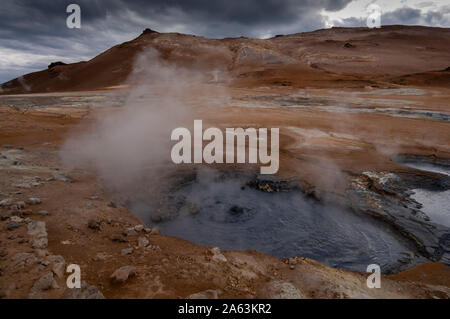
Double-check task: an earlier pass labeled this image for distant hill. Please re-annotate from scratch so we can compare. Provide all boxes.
[2,25,450,94]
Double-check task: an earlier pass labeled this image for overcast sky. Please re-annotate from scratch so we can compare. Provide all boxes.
[0,0,449,83]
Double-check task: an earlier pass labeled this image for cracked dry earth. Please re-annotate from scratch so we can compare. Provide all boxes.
[0,88,450,299]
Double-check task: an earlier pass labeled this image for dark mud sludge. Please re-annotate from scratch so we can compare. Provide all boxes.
[127,168,429,274]
[349,156,450,266]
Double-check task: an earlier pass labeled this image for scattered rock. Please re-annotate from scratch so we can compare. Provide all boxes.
[188,289,221,299]
[146,244,161,251]
[1,211,12,220]
[40,259,50,266]
[343,42,355,48]
[121,248,133,255]
[29,272,59,298]
[26,198,41,205]
[123,228,138,236]
[144,227,152,233]
[10,216,23,223]
[9,252,37,270]
[27,220,48,249]
[111,234,128,243]
[52,262,66,279]
[52,173,72,182]
[35,249,49,257]
[93,252,110,261]
[150,226,161,235]
[260,281,305,299]
[7,221,21,230]
[0,248,7,257]
[15,201,26,209]
[134,224,144,232]
[0,198,13,207]
[288,258,297,265]
[62,281,105,299]
[138,236,149,248]
[47,255,65,264]
[107,201,117,208]
[210,247,227,263]
[37,210,49,216]
[87,219,101,231]
[110,266,135,284]
[13,183,31,189]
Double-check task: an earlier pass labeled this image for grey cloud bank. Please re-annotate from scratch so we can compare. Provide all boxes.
[0,0,449,83]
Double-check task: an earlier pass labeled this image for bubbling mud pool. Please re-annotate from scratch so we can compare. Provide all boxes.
[128,169,418,273]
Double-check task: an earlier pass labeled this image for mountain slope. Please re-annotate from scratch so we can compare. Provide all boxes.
[1,25,450,94]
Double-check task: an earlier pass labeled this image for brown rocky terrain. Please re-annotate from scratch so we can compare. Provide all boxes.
[0,25,450,299]
[2,25,450,94]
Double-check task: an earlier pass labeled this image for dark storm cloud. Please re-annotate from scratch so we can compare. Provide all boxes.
[0,0,354,83]
[0,0,448,83]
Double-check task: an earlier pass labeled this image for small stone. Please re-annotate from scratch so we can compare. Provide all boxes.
[111,235,128,243]
[7,221,20,230]
[27,220,48,249]
[134,224,144,232]
[40,260,50,266]
[52,262,66,279]
[29,272,58,296]
[261,281,305,299]
[0,248,7,257]
[210,247,227,263]
[93,252,109,261]
[13,183,31,189]
[62,281,104,299]
[188,289,220,299]
[137,236,149,248]
[288,258,297,265]
[38,210,49,216]
[146,245,161,251]
[47,255,65,264]
[87,219,101,231]
[10,216,23,223]
[121,248,133,255]
[35,249,49,257]
[52,173,72,183]
[107,201,117,208]
[15,201,26,209]
[144,227,152,233]
[0,198,13,207]
[110,266,135,284]
[1,211,12,220]
[10,252,37,270]
[123,228,138,236]
[26,198,41,205]
[150,226,161,235]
